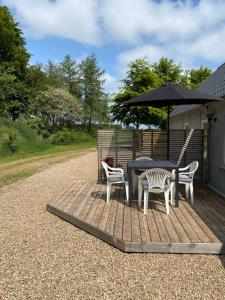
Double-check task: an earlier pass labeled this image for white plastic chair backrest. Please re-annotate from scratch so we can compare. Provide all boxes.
[188,161,199,178]
[136,157,153,161]
[102,161,109,179]
[140,168,172,190]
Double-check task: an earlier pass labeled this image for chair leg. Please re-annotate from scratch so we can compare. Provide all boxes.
[170,182,175,205]
[144,191,149,215]
[125,182,129,204]
[138,183,143,209]
[106,183,111,203]
[185,183,190,199]
[190,182,194,204]
[164,190,170,215]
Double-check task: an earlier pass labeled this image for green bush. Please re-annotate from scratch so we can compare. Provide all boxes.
[2,128,19,153]
[0,118,51,157]
[51,129,94,145]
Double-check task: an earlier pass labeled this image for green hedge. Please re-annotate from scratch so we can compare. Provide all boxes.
[51,128,95,145]
[0,118,51,157]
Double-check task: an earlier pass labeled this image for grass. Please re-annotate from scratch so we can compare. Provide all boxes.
[0,140,97,164]
[0,118,97,186]
[0,144,96,187]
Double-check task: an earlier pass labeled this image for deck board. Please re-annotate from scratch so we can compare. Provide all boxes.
[46,181,225,254]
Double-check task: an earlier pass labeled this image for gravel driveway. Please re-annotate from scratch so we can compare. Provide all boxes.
[0,150,225,300]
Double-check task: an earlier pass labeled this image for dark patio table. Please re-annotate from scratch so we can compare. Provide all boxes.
[127,160,179,207]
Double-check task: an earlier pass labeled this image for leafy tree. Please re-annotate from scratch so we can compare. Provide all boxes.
[188,67,212,88]
[111,58,167,129]
[32,87,80,132]
[152,57,183,84]
[0,6,30,120]
[79,54,106,126]
[59,55,80,98]
[44,60,62,88]
[0,6,30,79]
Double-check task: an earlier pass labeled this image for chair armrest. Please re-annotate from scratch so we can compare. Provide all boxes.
[108,165,124,174]
[108,171,123,175]
[179,171,195,176]
[178,165,190,171]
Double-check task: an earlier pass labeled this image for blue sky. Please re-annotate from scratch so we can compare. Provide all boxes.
[2,0,225,94]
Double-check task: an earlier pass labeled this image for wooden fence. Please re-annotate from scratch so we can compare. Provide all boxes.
[98,129,204,182]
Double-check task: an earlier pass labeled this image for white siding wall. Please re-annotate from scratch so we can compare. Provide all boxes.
[170,102,225,196]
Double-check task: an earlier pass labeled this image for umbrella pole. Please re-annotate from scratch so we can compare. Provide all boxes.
[167,106,170,160]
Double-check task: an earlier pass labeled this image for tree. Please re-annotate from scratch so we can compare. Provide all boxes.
[0,6,30,78]
[32,87,80,132]
[59,55,80,98]
[111,58,167,129]
[152,57,183,84]
[0,6,30,120]
[188,67,212,88]
[79,54,106,126]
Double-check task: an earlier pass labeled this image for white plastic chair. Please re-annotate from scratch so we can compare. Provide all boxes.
[102,161,129,204]
[136,156,153,161]
[138,168,173,215]
[170,161,199,204]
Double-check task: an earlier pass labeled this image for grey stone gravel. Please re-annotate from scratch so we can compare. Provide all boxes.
[0,150,225,300]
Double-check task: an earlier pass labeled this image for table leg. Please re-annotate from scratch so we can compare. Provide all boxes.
[175,168,179,207]
[128,167,132,206]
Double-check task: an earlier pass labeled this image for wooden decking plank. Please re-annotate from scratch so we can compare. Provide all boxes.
[178,200,211,243]
[192,203,225,243]
[138,211,151,243]
[105,187,120,235]
[61,181,85,211]
[131,201,141,243]
[197,187,225,225]
[55,181,81,209]
[113,189,125,240]
[66,181,93,215]
[59,181,86,212]
[155,198,180,243]
[123,204,132,242]
[91,185,107,227]
[146,205,161,243]
[172,204,200,243]
[49,181,77,207]
[182,200,221,243]
[85,184,105,224]
[78,182,103,220]
[98,186,115,232]
[196,188,225,231]
[196,185,225,212]
[194,199,225,242]
[169,206,191,243]
[73,181,98,217]
[151,197,171,243]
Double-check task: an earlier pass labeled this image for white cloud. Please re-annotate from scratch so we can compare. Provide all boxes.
[103,73,121,95]
[3,0,225,92]
[3,0,101,45]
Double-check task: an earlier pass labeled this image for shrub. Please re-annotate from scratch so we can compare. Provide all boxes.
[2,129,19,153]
[51,129,94,145]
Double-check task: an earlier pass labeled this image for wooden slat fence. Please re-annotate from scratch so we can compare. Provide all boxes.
[98,129,204,182]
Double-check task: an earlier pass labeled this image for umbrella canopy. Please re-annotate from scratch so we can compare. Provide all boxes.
[123,82,222,161]
[124,82,222,107]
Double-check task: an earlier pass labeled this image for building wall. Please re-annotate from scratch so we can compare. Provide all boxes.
[170,101,225,196]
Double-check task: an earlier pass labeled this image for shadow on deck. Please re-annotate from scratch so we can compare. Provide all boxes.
[46,181,225,254]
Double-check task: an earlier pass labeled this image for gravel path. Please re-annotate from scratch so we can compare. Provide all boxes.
[0,150,225,300]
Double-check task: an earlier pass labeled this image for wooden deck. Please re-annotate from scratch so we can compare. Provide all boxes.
[46,181,225,254]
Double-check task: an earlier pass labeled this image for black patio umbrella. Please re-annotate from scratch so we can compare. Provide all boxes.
[124,82,222,160]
